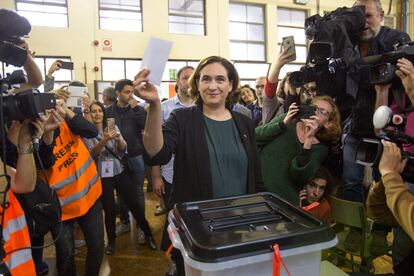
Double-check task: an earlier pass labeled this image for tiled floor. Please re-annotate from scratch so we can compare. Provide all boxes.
[43,190,170,275]
[41,190,394,275]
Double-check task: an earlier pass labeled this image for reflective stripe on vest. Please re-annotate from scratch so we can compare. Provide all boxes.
[51,156,94,191]
[42,122,102,221]
[2,214,26,242]
[6,248,32,271]
[59,172,99,207]
[2,191,36,275]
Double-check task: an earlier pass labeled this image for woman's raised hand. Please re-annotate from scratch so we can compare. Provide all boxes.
[133,69,160,103]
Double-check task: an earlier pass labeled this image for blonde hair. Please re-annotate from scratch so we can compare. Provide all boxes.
[312,95,341,142]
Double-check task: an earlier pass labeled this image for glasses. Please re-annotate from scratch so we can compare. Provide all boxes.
[315,107,331,118]
[305,87,317,94]
[256,84,265,89]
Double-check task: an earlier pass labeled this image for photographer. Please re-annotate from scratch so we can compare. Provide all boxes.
[41,85,104,276]
[0,119,38,275]
[341,0,411,203]
[367,140,414,275]
[375,58,414,155]
[256,96,341,205]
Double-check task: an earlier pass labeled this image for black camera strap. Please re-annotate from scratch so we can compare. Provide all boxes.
[95,137,123,162]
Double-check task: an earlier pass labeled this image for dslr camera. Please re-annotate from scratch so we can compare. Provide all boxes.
[0,9,55,121]
[356,106,414,183]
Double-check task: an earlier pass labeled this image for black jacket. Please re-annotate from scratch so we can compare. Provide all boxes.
[144,105,264,205]
[347,27,411,137]
[106,102,147,157]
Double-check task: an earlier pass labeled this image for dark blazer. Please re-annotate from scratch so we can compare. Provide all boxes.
[144,105,263,204]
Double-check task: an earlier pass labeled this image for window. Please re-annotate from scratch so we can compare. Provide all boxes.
[99,0,143,32]
[16,0,68,27]
[277,8,307,78]
[35,56,72,91]
[229,2,265,62]
[234,62,269,87]
[1,56,72,92]
[101,58,142,81]
[169,0,205,35]
[101,58,198,99]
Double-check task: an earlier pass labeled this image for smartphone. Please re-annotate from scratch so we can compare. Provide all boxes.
[107,118,115,132]
[57,60,74,70]
[294,105,316,120]
[282,36,296,62]
[67,86,88,108]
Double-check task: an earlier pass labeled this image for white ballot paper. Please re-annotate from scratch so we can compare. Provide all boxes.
[140,37,173,86]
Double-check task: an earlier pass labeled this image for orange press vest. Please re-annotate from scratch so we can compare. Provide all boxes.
[2,191,36,276]
[42,122,102,221]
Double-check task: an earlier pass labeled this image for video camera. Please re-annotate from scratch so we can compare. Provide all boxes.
[0,9,32,67]
[289,6,365,98]
[0,70,56,121]
[0,9,56,121]
[356,105,414,183]
[360,41,414,84]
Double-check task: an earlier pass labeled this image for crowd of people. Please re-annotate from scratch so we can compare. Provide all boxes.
[1,0,414,275]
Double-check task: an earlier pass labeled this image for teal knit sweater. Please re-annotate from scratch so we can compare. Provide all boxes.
[256,113,328,205]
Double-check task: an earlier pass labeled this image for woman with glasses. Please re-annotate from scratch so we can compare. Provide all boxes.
[256,95,341,205]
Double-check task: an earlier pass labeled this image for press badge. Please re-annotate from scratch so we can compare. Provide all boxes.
[101,160,114,178]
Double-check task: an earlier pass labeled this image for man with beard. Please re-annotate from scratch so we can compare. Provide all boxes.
[340,0,411,260]
[151,66,194,276]
[341,0,411,203]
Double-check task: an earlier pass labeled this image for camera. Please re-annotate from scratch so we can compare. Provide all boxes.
[294,105,316,120]
[356,106,414,183]
[289,6,365,98]
[1,70,56,121]
[0,10,56,121]
[0,9,32,67]
[361,42,414,84]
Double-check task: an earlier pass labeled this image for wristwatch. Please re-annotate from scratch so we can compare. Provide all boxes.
[17,143,34,154]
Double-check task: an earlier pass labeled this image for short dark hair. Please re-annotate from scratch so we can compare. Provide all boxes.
[175,66,194,92]
[69,80,86,87]
[115,79,133,92]
[89,101,108,129]
[314,166,332,183]
[238,84,258,105]
[103,87,117,103]
[189,56,239,108]
[177,66,194,79]
[313,166,333,196]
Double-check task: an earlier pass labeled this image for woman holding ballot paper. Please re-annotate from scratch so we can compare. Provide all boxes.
[136,55,263,206]
[135,56,263,275]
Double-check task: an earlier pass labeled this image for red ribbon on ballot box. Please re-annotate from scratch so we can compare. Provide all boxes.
[272,244,291,276]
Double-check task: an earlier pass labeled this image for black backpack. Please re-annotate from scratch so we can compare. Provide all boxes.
[15,179,62,240]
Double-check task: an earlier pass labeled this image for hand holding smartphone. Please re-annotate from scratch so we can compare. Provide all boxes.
[57,60,74,70]
[282,36,297,62]
[294,105,317,120]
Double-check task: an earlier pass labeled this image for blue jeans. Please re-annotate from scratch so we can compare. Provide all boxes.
[51,200,104,276]
[341,133,365,202]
